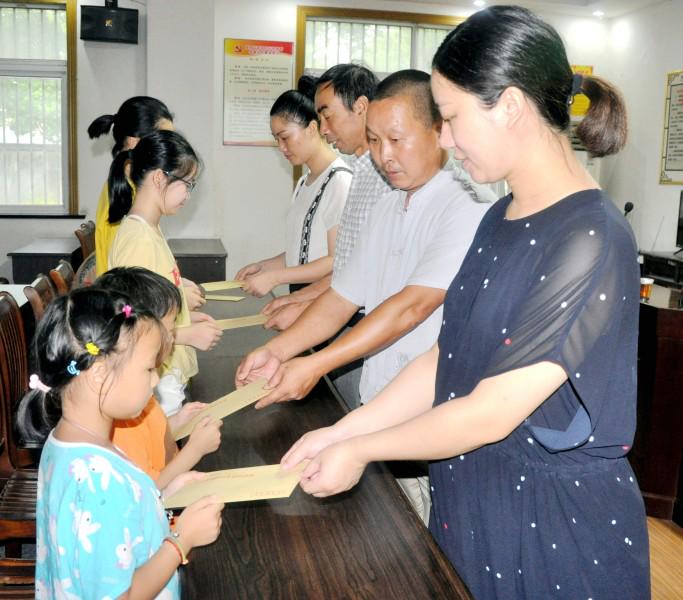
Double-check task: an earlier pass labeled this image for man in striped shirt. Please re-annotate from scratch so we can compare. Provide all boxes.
[261,64,390,331]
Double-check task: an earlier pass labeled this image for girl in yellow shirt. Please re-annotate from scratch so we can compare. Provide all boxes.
[108,130,222,414]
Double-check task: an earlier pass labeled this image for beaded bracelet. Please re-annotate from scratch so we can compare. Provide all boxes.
[164,536,189,565]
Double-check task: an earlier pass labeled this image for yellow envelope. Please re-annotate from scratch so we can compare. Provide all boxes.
[216,314,267,330]
[204,294,245,302]
[200,280,244,292]
[172,379,269,440]
[163,463,305,508]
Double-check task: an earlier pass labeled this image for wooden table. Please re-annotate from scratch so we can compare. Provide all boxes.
[7,238,81,284]
[184,294,472,599]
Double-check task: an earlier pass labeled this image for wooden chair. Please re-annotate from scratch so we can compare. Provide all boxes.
[0,292,37,573]
[22,274,56,324]
[49,259,75,295]
[73,251,97,289]
[74,219,95,260]
[0,556,35,593]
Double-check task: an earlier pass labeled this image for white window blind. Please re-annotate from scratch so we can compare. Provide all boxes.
[304,17,451,78]
[0,4,68,214]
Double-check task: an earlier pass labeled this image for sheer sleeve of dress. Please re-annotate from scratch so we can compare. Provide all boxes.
[483,204,639,452]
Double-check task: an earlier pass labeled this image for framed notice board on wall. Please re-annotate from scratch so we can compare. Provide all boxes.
[660,69,683,185]
[223,38,294,146]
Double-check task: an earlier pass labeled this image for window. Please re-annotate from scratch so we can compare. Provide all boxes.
[0,1,77,215]
[296,7,461,80]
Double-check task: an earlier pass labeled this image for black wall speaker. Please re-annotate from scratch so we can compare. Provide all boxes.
[80,5,139,44]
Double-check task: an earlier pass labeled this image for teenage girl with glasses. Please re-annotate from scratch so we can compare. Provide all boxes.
[108,130,223,416]
[88,96,205,311]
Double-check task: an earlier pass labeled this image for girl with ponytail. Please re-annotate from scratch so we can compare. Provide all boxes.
[235,75,351,299]
[18,287,223,598]
[88,96,173,276]
[108,130,222,416]
[281,6,648,599]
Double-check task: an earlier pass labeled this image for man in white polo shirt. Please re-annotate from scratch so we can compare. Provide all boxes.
[237,70,494,522]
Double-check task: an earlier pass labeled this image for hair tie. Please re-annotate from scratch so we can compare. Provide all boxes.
[66,360,81,376]
[29,374,51,393]
[569,73,584,104]
[85,342,100,356]
[122,304,133,318]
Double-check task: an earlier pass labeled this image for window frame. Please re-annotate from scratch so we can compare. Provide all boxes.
[0,0,78,217]
[295,6,464,83]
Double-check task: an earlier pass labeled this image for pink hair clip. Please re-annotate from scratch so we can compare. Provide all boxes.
[122,304,133,318]
[29,374,51,394]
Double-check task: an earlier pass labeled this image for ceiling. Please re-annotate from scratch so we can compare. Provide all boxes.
[401,0,668,18]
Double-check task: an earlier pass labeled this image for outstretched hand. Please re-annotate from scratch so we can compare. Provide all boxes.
[264,301,311,331]
[182,278,206,311]
[235,346,282,387]
[253,356,323,409]
[242,271,278,298]
[167,402,206,432]
[281,425,346,470]
[297,440,367,497]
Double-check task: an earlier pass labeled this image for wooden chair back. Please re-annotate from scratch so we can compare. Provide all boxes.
[0,293,38,573]
[0,292,29,476]
[22,274,56,324]
[73,251,97,289]
[74,219,95,260]
[49,259,75,295]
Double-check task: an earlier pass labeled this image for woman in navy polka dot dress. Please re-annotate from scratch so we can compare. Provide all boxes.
[281,6,649,599]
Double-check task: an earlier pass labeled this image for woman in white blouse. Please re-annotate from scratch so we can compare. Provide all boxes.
[236,77,352,297]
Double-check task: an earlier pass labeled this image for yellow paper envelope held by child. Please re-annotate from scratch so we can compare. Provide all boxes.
[163,463,306,508]
[216,314,267,330]
[200,280,244,292]
[172,379,269,441]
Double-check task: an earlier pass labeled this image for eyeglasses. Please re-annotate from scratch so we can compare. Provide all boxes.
[163,171,197,193]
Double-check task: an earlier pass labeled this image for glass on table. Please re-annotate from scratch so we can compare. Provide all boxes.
[639,277,654,303]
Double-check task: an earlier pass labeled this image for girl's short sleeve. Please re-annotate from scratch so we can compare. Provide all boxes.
[54,455,157,598]
[484,210,639,453]
[321,168,352,231]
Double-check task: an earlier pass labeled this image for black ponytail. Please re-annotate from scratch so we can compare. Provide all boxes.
[16,288,158,443]
[87,114,115,139]
[107,150,134,223]
[88,96,173,157]
[107,130,200,224]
